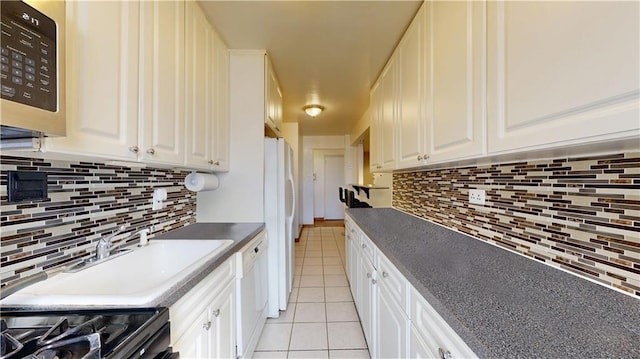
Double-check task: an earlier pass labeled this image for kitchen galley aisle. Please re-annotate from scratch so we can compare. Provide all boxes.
[254,225,370,358]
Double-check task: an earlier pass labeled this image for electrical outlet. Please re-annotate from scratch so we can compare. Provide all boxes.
[469,189,486,205]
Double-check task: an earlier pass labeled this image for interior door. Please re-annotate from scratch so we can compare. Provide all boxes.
[323,154,345,220]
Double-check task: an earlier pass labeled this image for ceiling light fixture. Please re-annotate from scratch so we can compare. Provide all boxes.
[303,104,324,117]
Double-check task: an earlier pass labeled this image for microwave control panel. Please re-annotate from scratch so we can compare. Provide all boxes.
[1,0,57,112]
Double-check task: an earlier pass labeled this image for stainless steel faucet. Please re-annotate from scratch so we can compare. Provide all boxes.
[96,226,154,260]
[96,225,126,260]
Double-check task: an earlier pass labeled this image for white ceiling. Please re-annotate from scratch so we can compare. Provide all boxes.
[198,1,423,137]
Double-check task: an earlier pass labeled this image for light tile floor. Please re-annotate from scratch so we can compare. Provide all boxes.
[254,226,370,359]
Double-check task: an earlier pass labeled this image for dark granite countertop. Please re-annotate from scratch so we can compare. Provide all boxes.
[0,223,264,310]
[346,208,640,359]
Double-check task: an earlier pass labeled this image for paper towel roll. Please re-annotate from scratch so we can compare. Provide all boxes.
[185,172,219,192]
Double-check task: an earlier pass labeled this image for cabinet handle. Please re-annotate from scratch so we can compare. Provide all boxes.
[371,279,377,285]
[438,348,453,359]
[129,146,139,153]
[146,148,155,155]
[366,272,372,279]
[417,155,422,160]
[203,321,211,330]
[213,309,221,317]
[214,161,220,166]
[208,160,214,165]
[424,154,430,161]
[382,271,389,278]
[361,243,366,249]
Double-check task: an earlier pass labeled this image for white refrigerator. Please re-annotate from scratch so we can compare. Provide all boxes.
[264,138,296,317]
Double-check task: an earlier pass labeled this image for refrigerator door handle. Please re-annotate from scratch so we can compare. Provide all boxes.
[288,177,295,218]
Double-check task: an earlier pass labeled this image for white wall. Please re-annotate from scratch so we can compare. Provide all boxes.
[301,135,358,224]
[196,51,266,222]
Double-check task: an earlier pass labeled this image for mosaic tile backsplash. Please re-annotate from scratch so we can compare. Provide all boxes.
[393,152,640,297]
[0,155,197,289]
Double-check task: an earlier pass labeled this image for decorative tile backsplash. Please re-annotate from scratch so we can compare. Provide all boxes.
[393,153,640,297]
[0,155,197,289]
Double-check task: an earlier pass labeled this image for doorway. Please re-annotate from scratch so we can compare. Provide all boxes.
[313,149,345,220]
[324,154,345,220]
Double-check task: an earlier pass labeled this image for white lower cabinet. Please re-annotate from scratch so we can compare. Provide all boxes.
[410,286,476,359]
[171,256,236,358]
[376,283,409,359]
[346,214,477,359]
[359,254,377,353]
[408,323,436,358]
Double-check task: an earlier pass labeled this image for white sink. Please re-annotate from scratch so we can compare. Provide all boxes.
[1,239,233,306]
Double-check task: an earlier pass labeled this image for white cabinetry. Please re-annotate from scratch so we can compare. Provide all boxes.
[487,1,640,153]
[345,214,476,359]
[410,286,476,359]
[184,1,230,171]
[139,0,184,165]
[46,0,231,170]
[171,255,236,358]
[212,32,230,171]
[266,57,284,137]
[46,1,140,160]
[397,4,428,169]
[370,58,398,172]
[369,82,382,172]
[380,59,398,171]
[425,0,486,163]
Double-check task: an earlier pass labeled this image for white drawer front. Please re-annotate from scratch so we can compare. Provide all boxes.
[378,251,409,315]
[410,286,477,359]
[359,232,376,266]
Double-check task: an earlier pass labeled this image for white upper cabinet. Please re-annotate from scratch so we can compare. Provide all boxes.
[46,0,231,170]
[45,1,140,159]
[184,0,214,170]
[184,1,230,172]
[212,31,230,171]
[396,4,427,169]
[487,1,640,153]
[380,58,398,171]
[266,57,283,137]
[369,81,382,172]
[139,0,185,165]
[426,0,486,163]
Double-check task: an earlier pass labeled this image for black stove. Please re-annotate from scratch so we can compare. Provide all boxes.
[0,308,175,359]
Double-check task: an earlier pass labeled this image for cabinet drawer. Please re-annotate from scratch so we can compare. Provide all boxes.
[359,232,376,266]
[410,286,477,359]
[378,251,409,315]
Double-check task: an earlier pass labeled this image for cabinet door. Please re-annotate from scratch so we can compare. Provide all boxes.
[411,287,477,358]
[397,4,428,169]
[212,32,230,171]
[487,1,640,153]
[380,59,397,171]
[139,0,184,165]
[45,1,139,159]
[209,280,236,359]
[409,324,438,359]
[358,256,377,354]
[369,81,382,172]
[172,308,211,359]
[376,284,409,359]
[426,0,486,163]
[184,1,213,169]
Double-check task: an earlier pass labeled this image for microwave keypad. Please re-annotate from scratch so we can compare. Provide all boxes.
[0,1,57,112]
